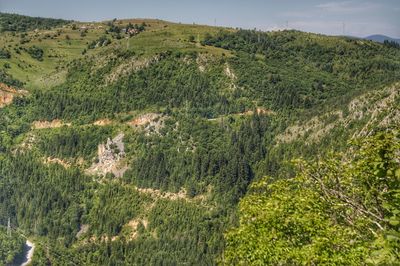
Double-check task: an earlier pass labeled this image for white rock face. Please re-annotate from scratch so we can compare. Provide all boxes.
[87,133,129,177]
[127,113,166,135]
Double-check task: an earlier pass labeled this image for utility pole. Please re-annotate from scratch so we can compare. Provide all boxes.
[214,18,216,27]
[286,20,289,29]
[7,217,11,237]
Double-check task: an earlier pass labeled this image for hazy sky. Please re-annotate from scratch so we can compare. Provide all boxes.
[1,0,399,38]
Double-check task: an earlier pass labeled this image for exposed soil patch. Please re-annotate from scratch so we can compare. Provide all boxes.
[76,224,90,238]
[224,63,236,80]
[106,55,160,84]
[31,119,71,129]
[124,218,149,241]
[127,113,166,135]
[208,107,274,122]
[44,157,71,168]
[135,187,188,201]
[93,118,113,126]
[135,185,212,204]
[0,90,14,107]
[196,54,211,72]
[245,107,274,116]
[15,133,36,151]
[0,82,27,108]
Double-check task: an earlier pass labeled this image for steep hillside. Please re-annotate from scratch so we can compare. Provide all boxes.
[0,13,399,265]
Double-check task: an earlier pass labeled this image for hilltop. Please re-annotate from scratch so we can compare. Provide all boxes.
[0,13,399,265]
[0,14,229,89]
[365,34,400,44]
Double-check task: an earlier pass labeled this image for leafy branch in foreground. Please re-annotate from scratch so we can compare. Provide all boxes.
[224,131,400,265]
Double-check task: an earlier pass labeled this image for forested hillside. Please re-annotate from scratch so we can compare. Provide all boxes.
[0,12,71,32]
[0,13,399,265]
[0,226,25,265]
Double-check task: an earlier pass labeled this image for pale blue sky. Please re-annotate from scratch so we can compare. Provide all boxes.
[1,0,399,38]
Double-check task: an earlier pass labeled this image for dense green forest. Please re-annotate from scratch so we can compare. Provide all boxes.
[31,30,400,122]
[203,30,400,111]
[0,226,25,265]
[0,13,399,265]
[0,12,71,32]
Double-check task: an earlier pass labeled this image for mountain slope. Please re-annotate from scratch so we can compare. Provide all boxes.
[0,13,399,265]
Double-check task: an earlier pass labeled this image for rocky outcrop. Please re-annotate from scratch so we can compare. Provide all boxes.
[44,157,71,168]
[86,133,129,177]
[0,82,26,108]
[135,187,188,201]
[76,224,90,238]
[125,218,149,240]
[224,63,236,80]
[106,55,160,84]
[0,89,14,107]
[93,118,113,126]
[275,82,400,143]
[127,113,166,135]
[31,119,71,129]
